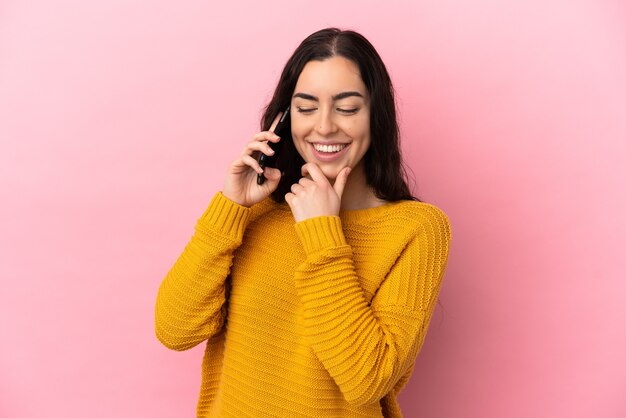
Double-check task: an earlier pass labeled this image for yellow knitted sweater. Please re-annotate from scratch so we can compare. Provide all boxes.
[155,192,451,417]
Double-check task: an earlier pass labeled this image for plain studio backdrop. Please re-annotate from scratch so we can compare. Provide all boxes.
[1,1,625,417]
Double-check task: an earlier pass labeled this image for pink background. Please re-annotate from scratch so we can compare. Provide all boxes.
[1,0,625,417]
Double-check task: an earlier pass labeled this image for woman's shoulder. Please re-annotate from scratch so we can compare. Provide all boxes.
[339,200,451,260]
[342,199,450,228]
[343,199,451,248]
[389,200,450,240]
[396,200,450,227]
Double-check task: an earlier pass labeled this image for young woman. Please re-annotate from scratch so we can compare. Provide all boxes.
[155,28,451,418]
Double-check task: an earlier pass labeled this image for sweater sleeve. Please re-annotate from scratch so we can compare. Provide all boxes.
[155,192,251,351]
[293,206,451,406]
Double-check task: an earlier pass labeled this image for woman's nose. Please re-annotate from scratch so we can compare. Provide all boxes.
[315,109,338,137]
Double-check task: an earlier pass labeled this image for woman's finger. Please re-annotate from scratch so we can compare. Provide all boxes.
[251,130,281,143]
[301,163,329,185]
[263,166,282,182]
[298,177,314,187]
[240,154,264,174]
[332,166,351,198]
[290,183,303,194]
[242,139,276,157]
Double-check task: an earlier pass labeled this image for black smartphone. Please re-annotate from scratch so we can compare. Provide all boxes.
[257,106,290,185]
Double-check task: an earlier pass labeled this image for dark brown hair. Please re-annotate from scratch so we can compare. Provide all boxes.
[261,28,420,203]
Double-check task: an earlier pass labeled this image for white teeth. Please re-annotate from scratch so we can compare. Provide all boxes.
[313,143,347,153]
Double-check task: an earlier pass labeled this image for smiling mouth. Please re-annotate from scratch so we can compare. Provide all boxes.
[312,143,348,153]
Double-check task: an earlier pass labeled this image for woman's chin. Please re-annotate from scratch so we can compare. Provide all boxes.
[318,166,340,182]
[301,158,350,183]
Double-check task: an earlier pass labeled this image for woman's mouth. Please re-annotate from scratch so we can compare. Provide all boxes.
[309,142,350,162]
[313,143,347,153]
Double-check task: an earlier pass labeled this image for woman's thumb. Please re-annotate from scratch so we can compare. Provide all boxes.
[333,166,351,198]
[263,167,282,188]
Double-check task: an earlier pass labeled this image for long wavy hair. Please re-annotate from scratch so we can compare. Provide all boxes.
[261,28,420,203]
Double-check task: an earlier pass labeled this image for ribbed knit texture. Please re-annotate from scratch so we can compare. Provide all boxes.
[155,191,451,417]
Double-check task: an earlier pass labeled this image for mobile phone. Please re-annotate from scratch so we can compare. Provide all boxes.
[257,106,290,185]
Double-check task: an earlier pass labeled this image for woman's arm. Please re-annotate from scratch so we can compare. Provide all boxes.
[155,192,251,351]
[156,114,283,351]
[293,205,451,405]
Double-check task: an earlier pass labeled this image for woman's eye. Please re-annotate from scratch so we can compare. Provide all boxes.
[297,107,317,114]
[338,108,359,114]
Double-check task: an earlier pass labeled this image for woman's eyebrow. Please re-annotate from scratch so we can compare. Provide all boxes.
[333,91,364,101]
[292,91,364,101]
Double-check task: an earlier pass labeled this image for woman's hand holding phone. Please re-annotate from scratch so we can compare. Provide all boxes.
[222,113,283,207]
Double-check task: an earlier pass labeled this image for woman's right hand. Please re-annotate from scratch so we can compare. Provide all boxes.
[222,113,283,207]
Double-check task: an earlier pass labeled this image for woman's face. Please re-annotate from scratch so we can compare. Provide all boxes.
[290,56,371,182]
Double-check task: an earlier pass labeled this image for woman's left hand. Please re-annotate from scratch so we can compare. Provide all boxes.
[285,163,351,223]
